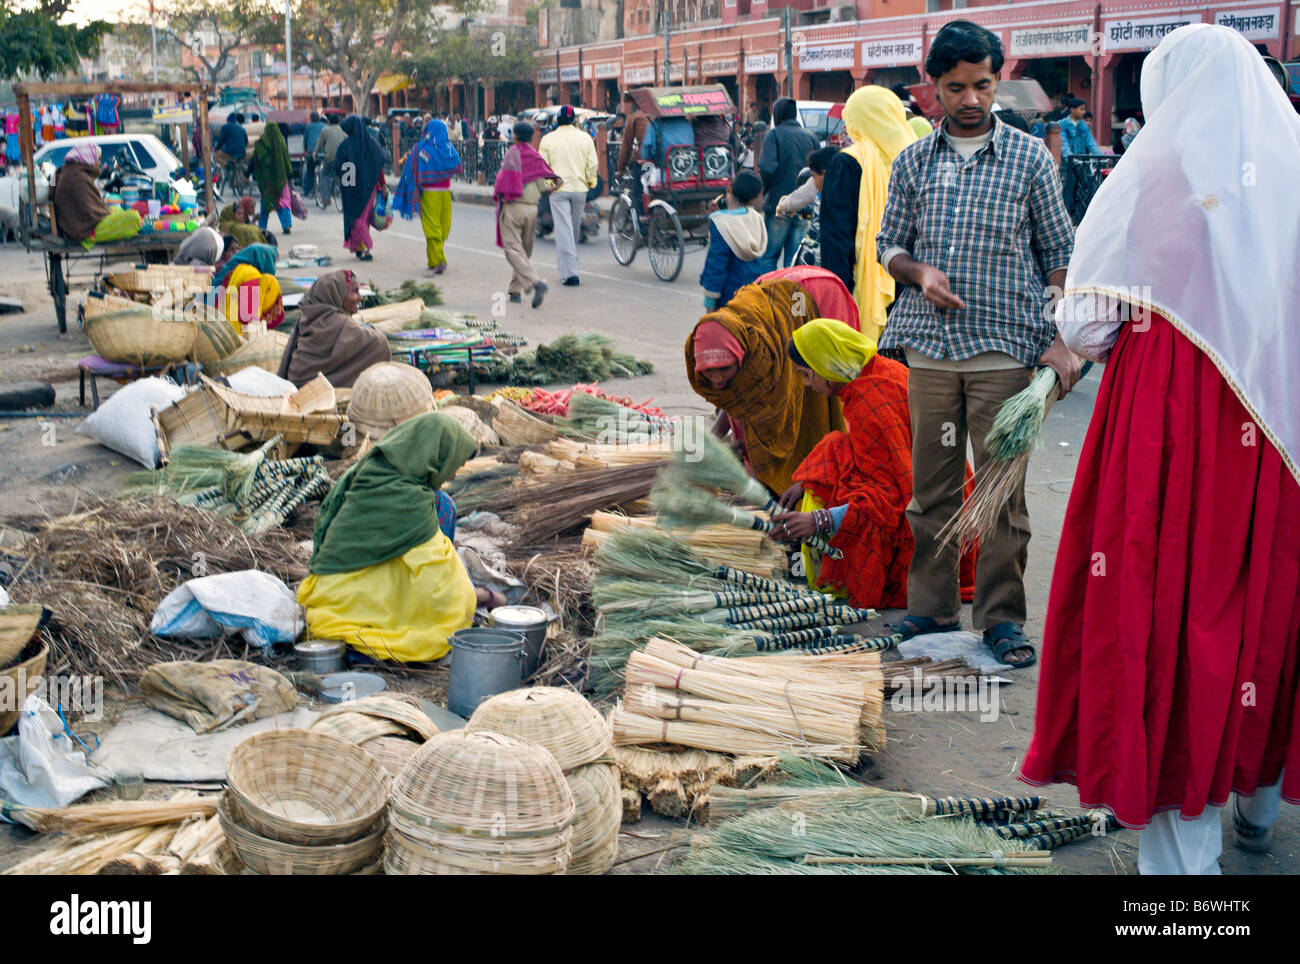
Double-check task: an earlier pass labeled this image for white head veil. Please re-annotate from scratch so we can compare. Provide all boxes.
[1058,24,1300,482]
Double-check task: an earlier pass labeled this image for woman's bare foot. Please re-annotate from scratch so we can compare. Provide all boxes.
[474,586,506,609]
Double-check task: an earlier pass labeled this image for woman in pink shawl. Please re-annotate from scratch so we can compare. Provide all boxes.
[492,121,559,308]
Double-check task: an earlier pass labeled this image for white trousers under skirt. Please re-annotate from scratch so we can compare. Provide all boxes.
[1137,782,1283,874]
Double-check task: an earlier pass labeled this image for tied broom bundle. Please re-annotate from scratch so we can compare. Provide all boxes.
[506,461,668,545]
[593,528,803,596]
[123,435,281,505]
[938,363,1093,549]
[662,436,843,560]
[595,581,835,617]
[558,392,675,442]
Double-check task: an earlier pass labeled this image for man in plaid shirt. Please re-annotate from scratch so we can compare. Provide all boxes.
[876,20,1082,669]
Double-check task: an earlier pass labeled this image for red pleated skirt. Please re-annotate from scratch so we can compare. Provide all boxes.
[1020,313,1300,828]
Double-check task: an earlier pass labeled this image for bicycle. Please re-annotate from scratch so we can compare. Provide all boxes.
[215,156,256,202]
[314,159,343,212]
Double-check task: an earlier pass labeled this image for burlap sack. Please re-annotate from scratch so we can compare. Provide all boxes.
[139,659,298,733]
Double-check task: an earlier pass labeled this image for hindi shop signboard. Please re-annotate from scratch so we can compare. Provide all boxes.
[560,65,580,82]
[624,65,656,84]
[701,57,739,75]
[652,88,733,117]
[797,44,855,71]
[1103,14,1199,51]
[861,37,923,67]
[1214,8,1280,39]
[744,52,783,73]
[593,62,621,79]
[1009,23,1092,57]
[537,67,558,83]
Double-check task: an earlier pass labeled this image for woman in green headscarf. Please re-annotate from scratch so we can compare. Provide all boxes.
[251,122,294,236]
[218,195,266,248]
[298,412,504,663]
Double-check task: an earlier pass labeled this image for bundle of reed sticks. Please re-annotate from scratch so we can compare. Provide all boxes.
[584,512,788,579]
[612,744,778,821]
[504,462,668,546]
[611,638,884,764]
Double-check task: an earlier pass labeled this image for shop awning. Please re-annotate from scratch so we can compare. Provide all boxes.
[376,72,413,95]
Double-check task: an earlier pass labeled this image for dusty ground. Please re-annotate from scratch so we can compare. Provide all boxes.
[1,200,1292,876]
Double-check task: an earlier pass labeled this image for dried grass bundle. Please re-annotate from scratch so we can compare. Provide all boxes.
[584,513,788,579]
[7,796,219,834]
[506,462,667,546]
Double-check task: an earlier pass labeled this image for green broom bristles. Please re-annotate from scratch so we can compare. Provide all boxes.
[668,432,776,513]
[594,528,810,597]
[122,436,278,504]
[985,366,1060,461]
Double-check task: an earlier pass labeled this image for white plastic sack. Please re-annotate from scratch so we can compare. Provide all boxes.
[225,366,297,397]
[150,570,303,647]
[0,695,111,812]
[81,375,185,468]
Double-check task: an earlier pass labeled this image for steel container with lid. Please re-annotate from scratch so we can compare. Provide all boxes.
[489,605,549,677]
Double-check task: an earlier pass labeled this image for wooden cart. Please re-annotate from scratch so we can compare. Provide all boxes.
[11,81,217,333]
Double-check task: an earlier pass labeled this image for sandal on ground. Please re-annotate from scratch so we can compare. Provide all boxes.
[1231,794,1273,854]
[888,614,961,641]
[983,622,1037,669]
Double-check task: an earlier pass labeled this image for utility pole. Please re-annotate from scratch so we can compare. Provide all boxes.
[662,7,671,86]
[782,6,793,98]
[150,0,159,84]
[285,0,293,110]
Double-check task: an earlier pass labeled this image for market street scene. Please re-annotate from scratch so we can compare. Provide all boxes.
[0,0,1296,901]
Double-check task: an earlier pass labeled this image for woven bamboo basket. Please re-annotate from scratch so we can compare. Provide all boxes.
[0,639,47,736]
[82,290,147,319]
[207,331,289,375]
[82,309,199,368]
[106,263,214,301]
[0,605,43,669]
[565,762,621,875]
[212,841,386,876]
[310,712,407,746]
[360,736,423,778]
[345,362,435,440]
[438,403,499,448]
[225,729,389,846]
[314,695,439,742]
[218,793,385,875]
[466,687,611,772]
[206,377,344,446]
[385,730,575,875]
[194,310,242,367]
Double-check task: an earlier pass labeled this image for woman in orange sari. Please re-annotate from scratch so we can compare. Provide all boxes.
[771,318,975,610]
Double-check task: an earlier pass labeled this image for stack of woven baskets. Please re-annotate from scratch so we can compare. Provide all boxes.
[467,687,620,874]
[386,730,575,875]
[219,729,390,875]
[346,362,436,440]
[308,695,440,778]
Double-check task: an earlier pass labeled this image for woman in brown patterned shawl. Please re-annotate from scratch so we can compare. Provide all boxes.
[685,275,844,495]
[278,269,391,389]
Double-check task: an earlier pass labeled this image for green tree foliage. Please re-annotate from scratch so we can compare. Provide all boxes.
[409,29,535,95]
[0,0,110,81]
[291,0,485,118]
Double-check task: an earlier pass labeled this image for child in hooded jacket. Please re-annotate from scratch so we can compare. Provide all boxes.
[699,171,767,310]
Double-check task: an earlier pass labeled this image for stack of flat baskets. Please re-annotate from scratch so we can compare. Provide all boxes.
[220,729,390,875]
[346,362,436,440]
[308,695,440,778]
[467,687,620,874]
[386,730,575,875]
[105,263,215,303]
[81,302,198,368]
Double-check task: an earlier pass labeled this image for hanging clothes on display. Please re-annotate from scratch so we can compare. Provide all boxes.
[4,112,19,163]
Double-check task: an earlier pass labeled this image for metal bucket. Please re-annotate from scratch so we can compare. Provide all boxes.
[294,640,346,674]
[489,605,549,678]
[447,628,526,719]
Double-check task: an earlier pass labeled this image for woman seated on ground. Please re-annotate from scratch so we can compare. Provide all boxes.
[217,196,267,249]
[685,267,856,496]
[51,143,142,250]
[771,318,975,610]
[208,243,284,334]
[174,224,224,266]
[278,269,391,389]
[298,412,505,663]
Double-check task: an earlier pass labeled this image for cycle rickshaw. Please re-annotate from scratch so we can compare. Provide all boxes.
[608,85,737,283]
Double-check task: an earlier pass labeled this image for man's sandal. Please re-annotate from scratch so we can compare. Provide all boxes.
[983,622,1037,669]
[889,614,961,641]
[1231,794,1273,854]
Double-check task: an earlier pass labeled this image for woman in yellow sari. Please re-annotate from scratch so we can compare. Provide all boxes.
[208,243,284,334]
[299,412,504,663]
[819,86,918,339]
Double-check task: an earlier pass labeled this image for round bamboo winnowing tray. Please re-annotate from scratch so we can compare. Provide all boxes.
[313,694,440,742]
[345,362,435,440]
[225,729,389,846]
[310,711,407,746]
[82,308,198,368]
[565,762,621,875]
[385,730,575,875]
[466,687,612,772]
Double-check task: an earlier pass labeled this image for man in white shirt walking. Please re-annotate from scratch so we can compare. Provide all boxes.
[539,105,598,286]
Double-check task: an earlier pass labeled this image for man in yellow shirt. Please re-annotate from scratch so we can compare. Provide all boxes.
[539,105,598,286]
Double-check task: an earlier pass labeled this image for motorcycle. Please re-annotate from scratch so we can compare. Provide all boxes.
[100,150,156,199]
[537,175,602,244]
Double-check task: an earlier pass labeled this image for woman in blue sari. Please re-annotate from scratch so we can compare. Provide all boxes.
[392,119,463,274]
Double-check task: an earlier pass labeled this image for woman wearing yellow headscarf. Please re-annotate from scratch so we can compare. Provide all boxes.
[819,86,918,340]
[771,318,976,609]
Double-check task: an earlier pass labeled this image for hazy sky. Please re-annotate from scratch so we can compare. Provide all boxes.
[66,0,171,25]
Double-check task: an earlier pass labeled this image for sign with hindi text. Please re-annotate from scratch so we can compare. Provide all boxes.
[1009,23,1092,57]
[861,37,923,67]
[1103,14,1198,51]
[1214,7,1280,39]
[797,44,855,71]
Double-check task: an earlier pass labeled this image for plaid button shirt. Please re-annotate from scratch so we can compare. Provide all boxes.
[875,116,1075,366]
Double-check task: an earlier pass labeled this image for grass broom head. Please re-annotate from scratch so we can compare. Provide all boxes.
[985,367,1059,461]
[593,527,716,584]
[650,477,749,532]
[670,431,770,508]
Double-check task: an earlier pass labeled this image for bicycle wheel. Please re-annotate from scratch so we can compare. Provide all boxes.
[647,206,685,283]
[608,196,639,266]
[332,181,343,213]
[315,175,330,210]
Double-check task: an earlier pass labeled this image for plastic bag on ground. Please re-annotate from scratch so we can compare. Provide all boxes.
[0,695,111,812]
[150,570,303,647]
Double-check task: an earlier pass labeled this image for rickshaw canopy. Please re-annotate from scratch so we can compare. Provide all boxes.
[630,86,736,119]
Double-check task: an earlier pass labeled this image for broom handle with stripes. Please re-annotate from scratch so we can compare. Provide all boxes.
[993,815,1094,839]
[800,632,898,655]
[722,595,858,623]
[732,505,843,560]
[924,795,1045,818]
[1015,825,1094,850]
[756,633,861,652]
[751,625,844,649]
[714,567,811,596]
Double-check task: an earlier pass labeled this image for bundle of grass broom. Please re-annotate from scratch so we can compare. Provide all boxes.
[939,363,1091,549]
[659,432,842,559]
[584,512,788,579]
[610,637,884,764]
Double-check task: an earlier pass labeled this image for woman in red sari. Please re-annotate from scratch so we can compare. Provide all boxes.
[771,318,976,611]
[1020,24,1300,873]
